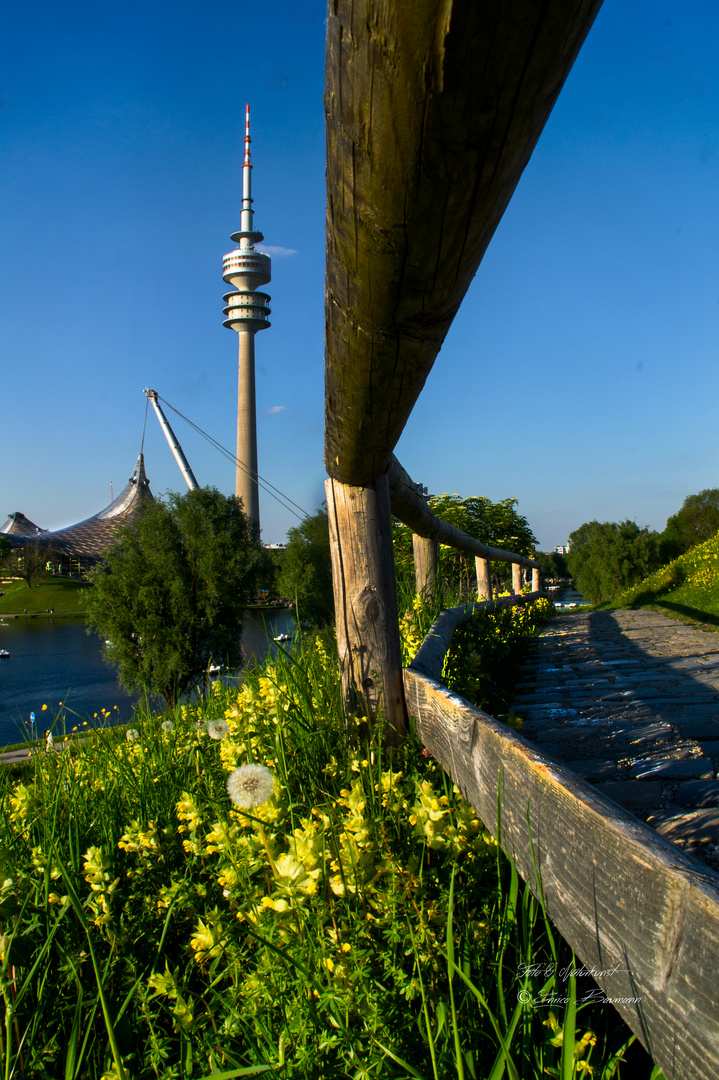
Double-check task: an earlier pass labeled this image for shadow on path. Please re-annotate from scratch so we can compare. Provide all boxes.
[511,608,719,870]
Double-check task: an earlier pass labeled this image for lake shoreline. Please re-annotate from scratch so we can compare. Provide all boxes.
[0,609,296,745]
[0,603,292,619]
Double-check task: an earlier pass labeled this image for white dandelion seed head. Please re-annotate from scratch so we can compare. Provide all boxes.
[207,719,230,741]
[126,728,139,742]
[161,720,174,732]
[227,765,275,809]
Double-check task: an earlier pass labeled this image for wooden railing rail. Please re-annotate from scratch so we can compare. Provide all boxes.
[403,620,719,1080]
[388,456,540,570]
[389,456,542,600]
[317,2,718,1075]
[326,462,545,741]
[323,0,601,741]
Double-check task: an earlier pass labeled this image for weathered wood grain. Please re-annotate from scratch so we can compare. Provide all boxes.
[476,556,492,600]
[410,593,546,682]
[389,457,540,568]
[326,474,406,742]
[413,532,439,598]
[325,0,604,485]
[404,668,719,1080]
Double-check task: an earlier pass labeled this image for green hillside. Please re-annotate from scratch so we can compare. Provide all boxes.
[611,531,719,625]
[0,577,91,615]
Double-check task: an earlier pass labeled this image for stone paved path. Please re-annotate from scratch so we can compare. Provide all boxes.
[511,608,719,871]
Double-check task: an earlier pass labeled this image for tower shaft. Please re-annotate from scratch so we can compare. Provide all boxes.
[222,102,271,534]
[235,331,259,525]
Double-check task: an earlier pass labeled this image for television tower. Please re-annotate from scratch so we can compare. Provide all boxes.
[222,103,271,532]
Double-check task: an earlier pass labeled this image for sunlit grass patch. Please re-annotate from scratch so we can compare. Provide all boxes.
[612,531,719,624]
[0,611,643,1077]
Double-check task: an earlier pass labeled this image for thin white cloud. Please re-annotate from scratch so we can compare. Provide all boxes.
[265,405,286,415]
[259,245,298,258]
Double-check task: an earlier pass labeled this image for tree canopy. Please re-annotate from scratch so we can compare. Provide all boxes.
[276,507,334,627]
[0,539,57,589]
[567,520,662,604]
[537,550,570,582]
[85,487,264,706]
[662,489,719,559]
[393,493,537,598]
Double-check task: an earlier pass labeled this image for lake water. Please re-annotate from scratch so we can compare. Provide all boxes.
[551,586,587,608]
[0,609,295,746]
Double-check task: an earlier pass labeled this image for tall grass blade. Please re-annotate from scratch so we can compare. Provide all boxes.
[372,1039,428,1079]
[195,1068,274,1079]
[54,850,129,1080]
[560,965,577,1080]
[446,866,465,1080]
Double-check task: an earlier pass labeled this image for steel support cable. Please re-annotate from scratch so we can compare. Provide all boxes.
[157,395,310,521]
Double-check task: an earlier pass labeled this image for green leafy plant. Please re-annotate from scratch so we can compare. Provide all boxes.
[85,486,264,706]
[0,609,649,1077]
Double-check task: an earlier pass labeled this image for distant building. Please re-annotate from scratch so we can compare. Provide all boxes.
[554,543,570,555]
[1,454,154,575]
[0,512,44,537]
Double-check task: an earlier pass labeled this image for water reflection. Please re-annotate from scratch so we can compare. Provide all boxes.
[0,608,295,745]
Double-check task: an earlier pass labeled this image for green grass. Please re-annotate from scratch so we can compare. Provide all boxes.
[0,608,650,1079]
[606,532,719,627]
[0,576,91,615]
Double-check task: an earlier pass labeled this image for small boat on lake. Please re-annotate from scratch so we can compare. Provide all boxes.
[0,649,9,658]
[273,632,291,643]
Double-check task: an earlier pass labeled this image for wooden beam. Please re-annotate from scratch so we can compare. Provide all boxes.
[404,668,719,1080]
[413,532,439,598]
[324,0,603,485]
[326,474,406,742]
[388,457,540,568]
[476,556,492,600]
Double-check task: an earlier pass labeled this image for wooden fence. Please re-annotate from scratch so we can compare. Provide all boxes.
[405,608,719,1080]
[326,457,542,742]
[321,3,718,1076]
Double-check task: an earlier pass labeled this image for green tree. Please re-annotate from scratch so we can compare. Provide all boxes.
[537,550,570,582]
[393,493,537,598]
[0,539,58,588]
[567,520,662,604]
[276,507,334,627]
[662,488,719,559]
[85,487,264,706]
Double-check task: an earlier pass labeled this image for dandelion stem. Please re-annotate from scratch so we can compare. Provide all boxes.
[257,823,279,879]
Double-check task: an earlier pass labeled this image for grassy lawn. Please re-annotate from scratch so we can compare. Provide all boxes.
[0,575,91,615]
[607,531,719,628]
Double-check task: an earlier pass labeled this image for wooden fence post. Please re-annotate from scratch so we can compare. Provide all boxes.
[413,532,439,599]
[326,473,407,744]
[476,556,492,601]
[512,562,522,595]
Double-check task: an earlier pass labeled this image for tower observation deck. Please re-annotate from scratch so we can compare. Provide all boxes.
[222,103,271,531]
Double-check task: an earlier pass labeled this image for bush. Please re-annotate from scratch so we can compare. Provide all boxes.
[85,487,264,706]
[567,520,662,605]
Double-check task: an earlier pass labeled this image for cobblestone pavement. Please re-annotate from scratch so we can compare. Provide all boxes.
[511,609,719,871]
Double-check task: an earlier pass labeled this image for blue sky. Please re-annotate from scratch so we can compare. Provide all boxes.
[2,1,718,551]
